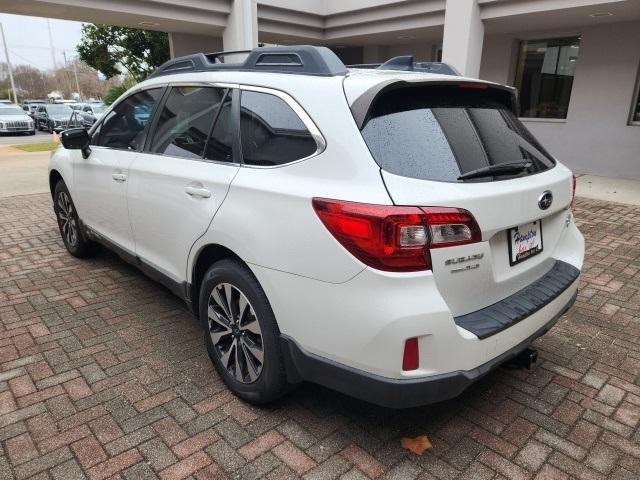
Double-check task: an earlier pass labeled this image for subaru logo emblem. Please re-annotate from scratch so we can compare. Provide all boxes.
[538,191,553,210]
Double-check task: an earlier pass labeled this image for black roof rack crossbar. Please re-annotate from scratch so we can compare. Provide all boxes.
[347,56,460,76]
[148,45,348,79]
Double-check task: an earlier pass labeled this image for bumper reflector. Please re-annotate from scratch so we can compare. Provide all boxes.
[402,338,419,371]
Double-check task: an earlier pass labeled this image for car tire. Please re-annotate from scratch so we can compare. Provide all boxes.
[199,259,290,404]
[29,130,35,135]
[53,180,100,258]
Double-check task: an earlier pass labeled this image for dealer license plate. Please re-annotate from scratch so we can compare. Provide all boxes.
[508,220,543,265]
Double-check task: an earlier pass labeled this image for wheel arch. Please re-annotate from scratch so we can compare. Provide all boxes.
[189,243,246,309]
[49,169,64,199]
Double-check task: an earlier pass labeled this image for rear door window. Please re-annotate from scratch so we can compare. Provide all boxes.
[150,86,229,159]
[203,94,233,162]
[239,90,317,166]
[360,85,555,182]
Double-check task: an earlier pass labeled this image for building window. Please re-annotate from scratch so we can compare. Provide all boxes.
[514,37,580,119]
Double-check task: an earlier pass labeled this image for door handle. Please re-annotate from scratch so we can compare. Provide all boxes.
[184,185,212,198]
[112,173,127,182]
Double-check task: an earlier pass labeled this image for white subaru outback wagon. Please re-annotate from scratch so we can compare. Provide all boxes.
[49,46,584,408]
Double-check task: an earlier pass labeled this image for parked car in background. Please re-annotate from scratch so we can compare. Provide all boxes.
[35,104,82,133]
[56,99,78,107]
[79,103,106,128]
[23,100,46,119]
[0,104,35,135]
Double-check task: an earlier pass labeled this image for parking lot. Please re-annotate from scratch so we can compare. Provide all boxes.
[0,130,52,146]
[0,190,639,479]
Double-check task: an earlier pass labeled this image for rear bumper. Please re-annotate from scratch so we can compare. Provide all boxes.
[281,290,577,408]
[454,260,580,339]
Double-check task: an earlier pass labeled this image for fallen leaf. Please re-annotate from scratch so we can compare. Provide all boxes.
[400,435,432,455]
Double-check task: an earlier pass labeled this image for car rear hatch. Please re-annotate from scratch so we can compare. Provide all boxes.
[349,79,575,318]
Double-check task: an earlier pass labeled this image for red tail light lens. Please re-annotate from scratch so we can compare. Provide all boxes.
[459,82,488,89]
[312,198,481,272]
[402,338,419,371]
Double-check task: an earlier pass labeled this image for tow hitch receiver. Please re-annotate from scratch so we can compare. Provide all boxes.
[505,347,538,370]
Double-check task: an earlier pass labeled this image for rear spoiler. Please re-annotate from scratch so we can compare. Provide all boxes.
[350,80,519,129]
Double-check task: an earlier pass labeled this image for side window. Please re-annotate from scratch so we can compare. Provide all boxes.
[239,90,317,166]
[203,93,233,162]
[632,64,640,125]
[97,88,161,150]
[90,123,102,146]
[150,86,227,159]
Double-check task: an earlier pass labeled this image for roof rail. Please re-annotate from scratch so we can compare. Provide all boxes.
[348,56,460,76]
[148,45,348,79]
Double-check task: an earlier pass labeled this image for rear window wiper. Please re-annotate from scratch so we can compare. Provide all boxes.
[457,160,533,181]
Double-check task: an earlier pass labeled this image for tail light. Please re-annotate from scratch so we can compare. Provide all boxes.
[458,82,488,89]
[312,198,480,272]
[570,175,577,208]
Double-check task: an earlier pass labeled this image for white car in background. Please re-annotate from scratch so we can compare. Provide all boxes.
[48,46,584,408]
[0,104,35,135]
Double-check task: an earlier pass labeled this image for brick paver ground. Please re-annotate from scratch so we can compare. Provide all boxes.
[1,193,639,480]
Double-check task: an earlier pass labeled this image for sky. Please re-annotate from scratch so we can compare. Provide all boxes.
[0,13,83,71]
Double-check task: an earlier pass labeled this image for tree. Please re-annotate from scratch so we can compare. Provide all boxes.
[0,59,121,103]
[50,59,122,100]
[77,24,169,82]
[13,65,47,99]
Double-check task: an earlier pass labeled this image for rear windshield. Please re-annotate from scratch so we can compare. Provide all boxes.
[361,85,555,182]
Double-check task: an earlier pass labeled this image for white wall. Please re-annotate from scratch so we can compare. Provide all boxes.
[386,42,434,62]
[480,22,640,179]
[169,33,223,57]
[362,42,441,63]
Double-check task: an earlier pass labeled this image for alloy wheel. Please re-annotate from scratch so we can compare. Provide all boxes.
[57,191,78,247]
[208,283,264,383]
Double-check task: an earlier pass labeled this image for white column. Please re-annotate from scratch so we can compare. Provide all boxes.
[223,0,258,53]
[441,0,484,77]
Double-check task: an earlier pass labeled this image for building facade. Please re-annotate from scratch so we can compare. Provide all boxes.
[2,0,639,178]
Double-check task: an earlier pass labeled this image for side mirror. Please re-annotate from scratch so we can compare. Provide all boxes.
[61,128,91,159]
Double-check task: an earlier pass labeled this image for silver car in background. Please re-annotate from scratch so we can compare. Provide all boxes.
[0,104,35,135]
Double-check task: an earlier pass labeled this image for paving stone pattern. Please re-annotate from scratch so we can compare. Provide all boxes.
[1,193,639,479]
